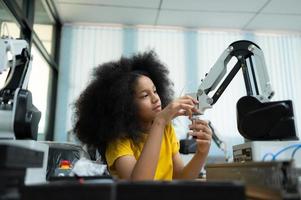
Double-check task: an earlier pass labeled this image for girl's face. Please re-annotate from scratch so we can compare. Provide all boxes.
[134,75,162,125]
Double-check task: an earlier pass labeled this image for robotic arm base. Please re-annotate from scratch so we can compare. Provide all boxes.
[237,96,298,141]
[14,89,41,140]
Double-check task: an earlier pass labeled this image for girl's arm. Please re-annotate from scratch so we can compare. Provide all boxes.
[114,117,166,180]
[114,96,198,180]
[173,120,212,179]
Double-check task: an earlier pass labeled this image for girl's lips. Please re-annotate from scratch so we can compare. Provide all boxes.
[153,105,161,111]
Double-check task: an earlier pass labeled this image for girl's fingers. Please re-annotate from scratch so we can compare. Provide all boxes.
[189,123,211,134]
[170,106,192,118]
[178,96,199,106]
[175,109,190,117]
[166,96,199,118]
[189,131,212,140]
[189,125,211,135]
[195,139,211,146]
[177,99,196,107]
[180,95,197,101]
[192,119,208,126]
[173,103,195,117]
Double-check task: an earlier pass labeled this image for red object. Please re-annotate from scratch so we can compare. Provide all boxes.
[59,160,72,169]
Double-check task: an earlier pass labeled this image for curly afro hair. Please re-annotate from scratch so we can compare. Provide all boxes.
[73,51,174,161]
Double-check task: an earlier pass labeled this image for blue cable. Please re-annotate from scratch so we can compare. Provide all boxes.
[272,144,301,160]
[291,145,301,159]
[262,152,275,161]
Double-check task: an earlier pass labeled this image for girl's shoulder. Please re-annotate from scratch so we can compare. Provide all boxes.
[107,136,131,148]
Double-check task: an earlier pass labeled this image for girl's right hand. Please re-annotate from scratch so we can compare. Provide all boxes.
[156,95,199,124]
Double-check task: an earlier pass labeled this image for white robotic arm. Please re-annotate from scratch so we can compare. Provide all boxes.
[0,37,31,88]
[0,37,40,140]
[195,40,297,141]
[196,40,274,114]
[180,40,297,155]
[0,37,29,71]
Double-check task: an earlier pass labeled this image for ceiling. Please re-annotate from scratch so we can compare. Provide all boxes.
[53,0,301,32]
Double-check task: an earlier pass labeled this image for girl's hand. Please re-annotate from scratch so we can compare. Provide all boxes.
[156,95,199,124]
[188,119,212,155]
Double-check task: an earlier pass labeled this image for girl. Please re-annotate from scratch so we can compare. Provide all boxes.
[74,51,212,180]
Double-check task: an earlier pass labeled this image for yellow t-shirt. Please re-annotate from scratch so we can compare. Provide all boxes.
[105,123,179,180]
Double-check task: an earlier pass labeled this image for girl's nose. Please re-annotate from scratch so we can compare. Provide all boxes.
[151,93,159,103]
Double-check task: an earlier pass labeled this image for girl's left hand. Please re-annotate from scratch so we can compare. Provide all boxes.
[188,119,212,155]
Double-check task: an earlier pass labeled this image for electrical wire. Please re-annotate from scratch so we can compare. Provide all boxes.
[261,144,301,161]
[272,144,301,160]
[208,121,229,162]
[291,145,301,159]
[262,152,275,161]
[177,80,195,98]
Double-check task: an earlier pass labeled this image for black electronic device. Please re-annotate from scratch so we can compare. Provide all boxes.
[0,144,44,200]
[21,180,245,200]
[116,181,245,200]
[21,181,113,200]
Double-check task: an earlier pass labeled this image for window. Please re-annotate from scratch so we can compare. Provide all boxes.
[15,0,23,11]
[28,45,53,139]
[0,1,21,38]
[1,0,61,140]
[33,0,55,55]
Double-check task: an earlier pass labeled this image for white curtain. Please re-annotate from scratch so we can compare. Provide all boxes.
[54,25,123,141]
[55,25,301,154]
[254,33,301,135]
[137,27,186,97]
